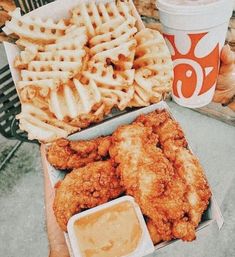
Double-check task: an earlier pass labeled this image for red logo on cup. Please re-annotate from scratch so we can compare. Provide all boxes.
[164,33,219,99]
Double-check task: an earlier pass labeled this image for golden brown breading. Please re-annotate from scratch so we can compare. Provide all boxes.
[53,160,124,231]
[109,123,189,242]
[147,219,162,245]
[136,110,211,242]
[47,136,111,170]
[50,109,211,243]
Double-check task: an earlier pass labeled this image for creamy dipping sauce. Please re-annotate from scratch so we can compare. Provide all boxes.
[74,201,142,257]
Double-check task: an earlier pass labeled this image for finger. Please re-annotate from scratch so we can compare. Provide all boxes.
[41,145,70,257]
[228,100,235,111]
[220,44,235,65]
[213,88,232,103]
[216,74,235,90]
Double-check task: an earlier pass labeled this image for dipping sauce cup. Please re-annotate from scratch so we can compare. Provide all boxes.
[67,196,154,257]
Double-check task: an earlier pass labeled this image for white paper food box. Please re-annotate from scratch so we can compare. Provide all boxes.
[2,0,224,256]
[41,101,224,257]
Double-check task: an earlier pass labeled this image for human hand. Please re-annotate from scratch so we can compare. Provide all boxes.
[213,44,235,111]
[43,167,70,257]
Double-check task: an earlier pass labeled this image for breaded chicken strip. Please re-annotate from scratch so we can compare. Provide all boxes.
[109,123,189,242]
[47,136,111,170]
[53,160,123,231]
[136,110,211,241]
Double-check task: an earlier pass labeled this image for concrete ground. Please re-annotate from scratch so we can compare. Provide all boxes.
[1,44,235,257]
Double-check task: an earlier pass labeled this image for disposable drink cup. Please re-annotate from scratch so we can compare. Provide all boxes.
[157,0,233,108]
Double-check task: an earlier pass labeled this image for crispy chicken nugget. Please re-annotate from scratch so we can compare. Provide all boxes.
[53,160,124,231]
[47,136,111,170]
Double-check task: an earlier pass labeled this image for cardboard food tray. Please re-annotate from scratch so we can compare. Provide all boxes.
[41,101,224,257]
[3,0,223,256]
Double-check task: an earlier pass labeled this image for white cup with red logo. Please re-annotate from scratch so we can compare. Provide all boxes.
[157,0,233,108]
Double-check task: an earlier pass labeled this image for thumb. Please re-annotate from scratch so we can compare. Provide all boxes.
[220,44,234,66]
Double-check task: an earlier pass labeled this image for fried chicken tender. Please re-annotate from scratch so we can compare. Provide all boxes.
[53,160,123,231]
[109,123,189,242]
[136,110,211,242]
[147,218,163,245]
[47,136,111,170]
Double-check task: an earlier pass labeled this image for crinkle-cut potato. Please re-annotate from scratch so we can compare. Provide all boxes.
[83,61,135,88]
[20,70,72,84]
[16,27,88,86]
[71,0,134,38]
[14,45,38,69]
[83,61,135,110]
[89,15,137,70]
[6,0,173,142]
[49,79,101,121]
[4,8,68,44]
[89,16,136,52]
[134,28,172,70]
[91,39,136,70]
[69,103,108,129]
[16,38,45,52]
[131,28,173,106]
[16,104,78,142]
[100,84,135,110]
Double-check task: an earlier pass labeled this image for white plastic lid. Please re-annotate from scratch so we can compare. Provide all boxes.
[157,0,233,30]
[157,0,231,14]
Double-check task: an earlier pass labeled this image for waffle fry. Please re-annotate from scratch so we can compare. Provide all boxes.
[16,38,45,52]
[90,17,136,49]
[4,8,68,44]
[83,61,135,88]
[16,104,78,142]
[132,28,173,106]
[90,16,137,69]
[21,70,72,83]
[71,1,137,69]
[71,1,134,38]
[100,85,134,110]
[8,1,173,142]
[134,28,172,70]
[17,79,58,89]
[35,49,85,62]
[16,28,87,88]
[14,45,38,69]
[83,61,134,109]
[69,103,107,130]
[45,35,87,52]
[49,79,101,120]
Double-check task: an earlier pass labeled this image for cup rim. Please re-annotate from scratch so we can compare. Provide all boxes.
[157,0,230,15]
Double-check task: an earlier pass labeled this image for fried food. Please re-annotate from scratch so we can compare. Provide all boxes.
[16,78,102,142]
[71,1,135,38]
[53,160,124,231]
[47,136,111,170]
[4,8,68,44]
[135,110,211,242]
[49,108,211,243]
[130,28,173,107]
[109,122,190,242]
[16,103,78,142]
[4,1,173,142]
[83,61,135,110]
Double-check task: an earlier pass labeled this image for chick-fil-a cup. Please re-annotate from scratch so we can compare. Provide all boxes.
[157,0,233,108]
